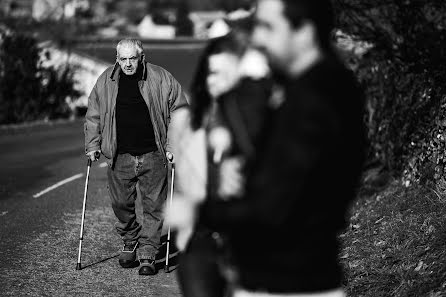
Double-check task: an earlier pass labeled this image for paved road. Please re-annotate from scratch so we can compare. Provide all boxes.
[0,120,182,296]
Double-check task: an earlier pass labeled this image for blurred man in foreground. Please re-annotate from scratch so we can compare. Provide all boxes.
[198,0,366,295]
[84,38,187,276]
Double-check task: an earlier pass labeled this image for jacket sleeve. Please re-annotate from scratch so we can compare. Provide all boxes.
[169,108,207,202]
[166,74,189,153]
[84,81,102,154]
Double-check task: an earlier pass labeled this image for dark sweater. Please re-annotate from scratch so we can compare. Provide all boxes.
[200,56,366,293]
[116,68,157,155]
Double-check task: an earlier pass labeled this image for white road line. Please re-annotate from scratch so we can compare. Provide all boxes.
[33,173,84,198]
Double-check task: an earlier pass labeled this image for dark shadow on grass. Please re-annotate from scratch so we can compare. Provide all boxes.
[80,253,119,270]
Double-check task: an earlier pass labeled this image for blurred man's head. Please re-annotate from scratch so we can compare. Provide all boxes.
[252,0,334,76]
[116,39,144,76]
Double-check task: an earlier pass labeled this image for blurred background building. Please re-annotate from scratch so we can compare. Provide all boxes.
[0,0,255,123]
[0,0,254,38]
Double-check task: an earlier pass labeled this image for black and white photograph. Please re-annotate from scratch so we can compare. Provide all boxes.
[1,0,446,296]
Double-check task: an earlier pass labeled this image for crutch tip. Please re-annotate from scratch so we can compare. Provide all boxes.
[164,266,169,273]
[76,263,82,270]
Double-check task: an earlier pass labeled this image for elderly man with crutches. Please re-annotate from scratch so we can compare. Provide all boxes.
[80,38,188,276]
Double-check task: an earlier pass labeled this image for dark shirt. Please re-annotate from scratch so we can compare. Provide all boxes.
[200,56,366,293]
[116,68,157,155]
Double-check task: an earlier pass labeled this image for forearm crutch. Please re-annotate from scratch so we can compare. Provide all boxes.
[76,156,95,270]
[164,162,175,272]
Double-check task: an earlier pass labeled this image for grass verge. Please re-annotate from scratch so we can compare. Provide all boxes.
[340,180,446,296]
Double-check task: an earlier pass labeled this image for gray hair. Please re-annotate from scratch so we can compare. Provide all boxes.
[116,38,144,57]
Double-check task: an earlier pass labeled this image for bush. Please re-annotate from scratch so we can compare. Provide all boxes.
[333,0,446,188]
[0,27,80,125]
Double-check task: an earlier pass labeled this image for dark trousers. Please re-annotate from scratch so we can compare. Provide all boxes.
[107,151,167,260]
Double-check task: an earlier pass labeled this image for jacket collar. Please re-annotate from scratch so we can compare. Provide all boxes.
[110,56,148,81]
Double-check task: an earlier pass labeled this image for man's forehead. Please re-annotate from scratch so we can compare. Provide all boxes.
[117,45,138,57]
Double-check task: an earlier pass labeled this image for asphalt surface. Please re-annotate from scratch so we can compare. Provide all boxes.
[0,120,181,296]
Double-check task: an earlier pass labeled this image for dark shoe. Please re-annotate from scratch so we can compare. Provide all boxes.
[119,242,138,268]
[138,259,157,275]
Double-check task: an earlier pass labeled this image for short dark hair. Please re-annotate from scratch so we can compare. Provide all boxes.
[280,0,335,51]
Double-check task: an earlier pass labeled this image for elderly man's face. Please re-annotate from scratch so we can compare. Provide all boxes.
[252,0,295,74]
[117,45,140,76]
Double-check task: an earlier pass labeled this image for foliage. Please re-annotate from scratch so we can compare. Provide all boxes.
[333,0,446,188]
[340,182,446,296]
[334,2,446,294]
[0,28,80,124]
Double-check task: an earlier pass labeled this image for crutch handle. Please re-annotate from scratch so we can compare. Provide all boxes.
[166,151,174,164]
[87,151,100,164]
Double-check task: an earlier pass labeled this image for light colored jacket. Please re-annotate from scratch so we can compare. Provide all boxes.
[84,61,188,166]
[166,108,207,250]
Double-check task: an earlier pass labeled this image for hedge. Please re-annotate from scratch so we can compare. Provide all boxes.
[334,0,446,187]
[0,26,80,125]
